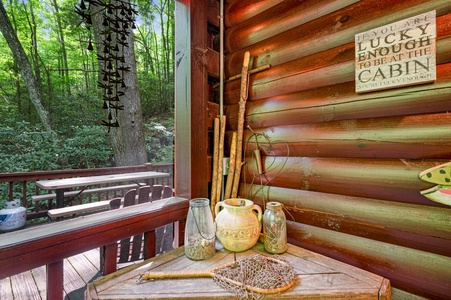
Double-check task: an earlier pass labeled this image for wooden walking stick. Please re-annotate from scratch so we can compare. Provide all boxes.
[231,51,250,198]
[211,116,226,217]
[210,117,220,215]
[224,131,237,199]
[215,115,226,210]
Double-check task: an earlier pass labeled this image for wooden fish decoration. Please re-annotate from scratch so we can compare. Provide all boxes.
[420,185,451,206]
[419,162,451,206]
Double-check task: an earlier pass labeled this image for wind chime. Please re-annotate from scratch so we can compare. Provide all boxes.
[75,0,137,130]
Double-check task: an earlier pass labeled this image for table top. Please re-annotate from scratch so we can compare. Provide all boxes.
[36,171,170,190]
[86,243,391,300]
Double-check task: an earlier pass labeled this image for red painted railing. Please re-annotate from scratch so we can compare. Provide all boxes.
[0,196,188,300]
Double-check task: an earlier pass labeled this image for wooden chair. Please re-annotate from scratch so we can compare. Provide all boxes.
[137,185,151,204]
[109,197,122,210]
[101,185,175,274]
[162,186,174,198]
[151,184,163,201]
[117,188,141,265]
[156,185,175,254]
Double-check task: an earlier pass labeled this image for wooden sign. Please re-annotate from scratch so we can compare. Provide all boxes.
[355,11,436,93]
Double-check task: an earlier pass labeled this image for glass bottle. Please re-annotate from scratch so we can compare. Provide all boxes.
[184,198,216,260]
[263,202,287,254]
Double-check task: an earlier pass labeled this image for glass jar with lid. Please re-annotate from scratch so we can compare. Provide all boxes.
[263,201,287,254]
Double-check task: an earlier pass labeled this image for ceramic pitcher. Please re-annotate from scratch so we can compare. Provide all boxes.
[215,198,262,252]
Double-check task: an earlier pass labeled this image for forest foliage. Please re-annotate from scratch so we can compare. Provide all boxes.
[0,0,174,173]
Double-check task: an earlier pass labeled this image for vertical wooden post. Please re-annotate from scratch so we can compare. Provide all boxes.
[190,0,209,198]
[102,243,118,275]
[47,260,63,300]
[144,229,157,259]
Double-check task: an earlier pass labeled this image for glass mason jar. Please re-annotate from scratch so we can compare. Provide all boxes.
[263,202,287,254]
[184,198,216,260]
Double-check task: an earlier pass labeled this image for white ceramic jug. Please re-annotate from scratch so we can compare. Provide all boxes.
[215,198,262,252]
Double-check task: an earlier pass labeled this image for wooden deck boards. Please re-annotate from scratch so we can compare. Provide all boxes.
[0,248,151,300]
[1,224,175,300]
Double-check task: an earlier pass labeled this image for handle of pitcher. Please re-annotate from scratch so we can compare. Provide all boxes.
[253,204,262,221]
[215,201,223,217]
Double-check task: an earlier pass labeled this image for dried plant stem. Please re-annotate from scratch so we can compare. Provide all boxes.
[231,51,250,198]
[224,131,237,199]
[215,115,226,211]
[210,117,220,215]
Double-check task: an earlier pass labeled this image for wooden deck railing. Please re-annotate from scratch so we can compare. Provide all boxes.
[0,163,174,220]
[0,196,188,300]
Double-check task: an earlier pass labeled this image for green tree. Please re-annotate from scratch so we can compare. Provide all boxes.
[0,0,53,132]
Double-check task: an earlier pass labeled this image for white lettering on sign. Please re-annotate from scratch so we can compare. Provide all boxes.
[355,11,436,93]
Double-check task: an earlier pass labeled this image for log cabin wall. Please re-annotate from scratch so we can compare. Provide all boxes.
[222,0,451,299]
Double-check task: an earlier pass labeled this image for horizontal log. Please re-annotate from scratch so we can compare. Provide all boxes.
[236,64,451,129]
[287,222,451,299]
[241,184,451,256]
[226,1,451,76]
[240,111,451,159]
[226,0,358,51]
[241,156,448,207]
[224,35,451,104]
[225,0,283,28]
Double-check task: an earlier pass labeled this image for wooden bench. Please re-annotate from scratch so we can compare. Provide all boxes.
[32,183,141,202]
[47,198,122,220]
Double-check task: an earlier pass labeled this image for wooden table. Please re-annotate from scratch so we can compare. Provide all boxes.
[86,243,391,299]
[36,171,170,208]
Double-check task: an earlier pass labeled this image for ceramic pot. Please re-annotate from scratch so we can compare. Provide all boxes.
[215,198,262,252]
[0,199,26,232]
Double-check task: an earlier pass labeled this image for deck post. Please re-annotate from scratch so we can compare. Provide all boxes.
[144,229,156,259]
[102,243,118,275]
[47,260,63,300]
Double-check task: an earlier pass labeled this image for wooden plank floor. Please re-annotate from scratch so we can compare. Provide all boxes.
[0,224,175,300]
[0,248,106,300]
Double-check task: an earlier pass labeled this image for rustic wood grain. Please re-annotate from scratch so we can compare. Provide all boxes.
[243,184,451,256]
[241,111,451,159]
[241,156,445,206]
[288,222,451,300]
[223,1,451,299]
[226,0,359,51]
[224,35,450,104]
[190,0,210,198]
[0,249,102,300]
[240,63,451,129]
[225,0,451,76]
[225,0,284,28]
[87,243,390,299]
[10,271,40,300]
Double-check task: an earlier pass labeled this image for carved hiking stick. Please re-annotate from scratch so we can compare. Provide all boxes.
[231,51,250,198]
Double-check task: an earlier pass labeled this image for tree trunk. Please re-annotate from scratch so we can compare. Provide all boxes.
[0,1,53,132]
[50,0,70,96]
[89,0,147,166]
